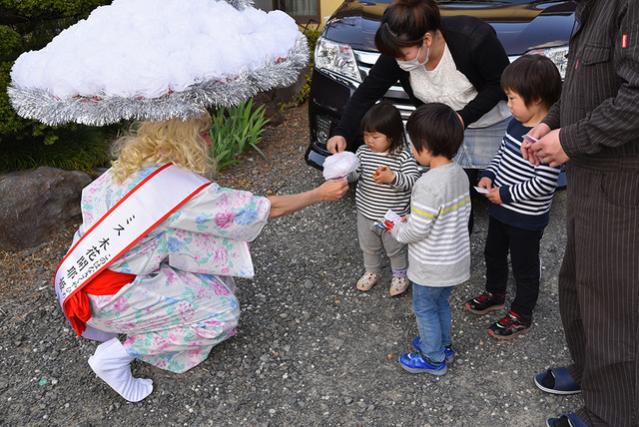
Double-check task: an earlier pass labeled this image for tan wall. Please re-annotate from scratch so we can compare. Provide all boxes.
[320,0,343,26]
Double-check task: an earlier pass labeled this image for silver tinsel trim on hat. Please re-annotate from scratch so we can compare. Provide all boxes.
[226,0,254,10]
[8,36,308,126]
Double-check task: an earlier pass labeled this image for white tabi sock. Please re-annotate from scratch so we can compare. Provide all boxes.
[88,338,153,402]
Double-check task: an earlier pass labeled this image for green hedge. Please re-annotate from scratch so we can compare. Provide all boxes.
[295,27,321,105]
[0,0,110,20]
[0,0,113,173]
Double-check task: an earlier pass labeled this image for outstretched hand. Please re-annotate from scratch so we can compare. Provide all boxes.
[317,178,349,201]
[267,178,348,219]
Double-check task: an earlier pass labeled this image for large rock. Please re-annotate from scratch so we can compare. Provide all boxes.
[0,167,91,251]
[253,64,310,126]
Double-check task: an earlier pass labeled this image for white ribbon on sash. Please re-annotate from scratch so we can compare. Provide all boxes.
[53,163,210,340]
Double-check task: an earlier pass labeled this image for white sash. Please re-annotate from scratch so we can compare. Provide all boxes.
[54,163,210,312]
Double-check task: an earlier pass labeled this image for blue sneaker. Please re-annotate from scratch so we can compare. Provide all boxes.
[398,352,447,376]
[411,336,455,363]
[546,413,588,427]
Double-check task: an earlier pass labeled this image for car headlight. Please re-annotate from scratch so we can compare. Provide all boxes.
[526,45,569,80]
[314,36,362,84]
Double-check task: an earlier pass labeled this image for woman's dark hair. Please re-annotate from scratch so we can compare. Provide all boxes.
[406,103,464,159]
[375,0,441,58]
[501,54,562,110]
[361,101,406,153]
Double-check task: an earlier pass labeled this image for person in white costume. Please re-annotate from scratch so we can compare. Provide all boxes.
[7,0,346,402]
[81,114,346,402]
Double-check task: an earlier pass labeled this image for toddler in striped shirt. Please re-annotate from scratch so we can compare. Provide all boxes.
[350,102,420,296]
[464,55,562,340]
[388,103,471,376]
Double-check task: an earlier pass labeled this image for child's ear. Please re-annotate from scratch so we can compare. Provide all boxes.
[532,96,544,106]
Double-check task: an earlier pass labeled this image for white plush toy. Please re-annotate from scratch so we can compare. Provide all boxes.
[322,151,360,180]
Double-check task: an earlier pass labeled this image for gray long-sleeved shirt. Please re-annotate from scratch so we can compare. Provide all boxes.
[391,163,471,287]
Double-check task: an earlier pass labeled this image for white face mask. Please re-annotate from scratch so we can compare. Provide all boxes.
[396,45,429,72]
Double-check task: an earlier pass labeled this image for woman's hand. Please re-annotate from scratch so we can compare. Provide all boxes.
[326,136,347,154]
[267,178,348,218]
[521,123,551,163]
[477,176,492,189]
[316,178,349,201]
[372,165,395,184]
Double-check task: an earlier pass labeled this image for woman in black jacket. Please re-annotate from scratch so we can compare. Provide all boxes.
[327,0,511,171]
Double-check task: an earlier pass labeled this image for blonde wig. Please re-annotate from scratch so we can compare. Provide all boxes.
[111,113,214,183]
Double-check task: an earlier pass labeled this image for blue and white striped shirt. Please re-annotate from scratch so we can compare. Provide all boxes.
[481,119,561,230]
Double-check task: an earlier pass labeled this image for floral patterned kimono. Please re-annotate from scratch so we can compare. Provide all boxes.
[71,165,271,373]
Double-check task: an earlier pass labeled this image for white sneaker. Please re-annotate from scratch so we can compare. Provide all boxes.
[389,276,409,296]
[356,272,380,291]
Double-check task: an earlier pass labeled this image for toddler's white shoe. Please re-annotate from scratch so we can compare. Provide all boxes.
[389,276,409,297]
[356,272,380,291]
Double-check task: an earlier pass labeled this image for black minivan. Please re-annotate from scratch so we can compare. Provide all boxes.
[305,0,577,169]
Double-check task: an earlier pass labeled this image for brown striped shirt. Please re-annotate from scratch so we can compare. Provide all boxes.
[543,0,639,166]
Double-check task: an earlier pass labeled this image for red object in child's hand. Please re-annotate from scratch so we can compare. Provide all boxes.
[383,220,395,231]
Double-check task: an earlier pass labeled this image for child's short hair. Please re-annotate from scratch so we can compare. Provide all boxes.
[501,54,562,110]
[406,103,464,159]
[361,101,406,153]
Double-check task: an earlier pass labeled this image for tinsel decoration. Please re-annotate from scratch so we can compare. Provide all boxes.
[8,37,308,126]
[7,0,308,126]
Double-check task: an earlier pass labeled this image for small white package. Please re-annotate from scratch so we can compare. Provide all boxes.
[322,151,359,180]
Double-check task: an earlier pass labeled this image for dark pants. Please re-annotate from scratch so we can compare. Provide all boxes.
[484,216,543,318]
[560,164,639,427]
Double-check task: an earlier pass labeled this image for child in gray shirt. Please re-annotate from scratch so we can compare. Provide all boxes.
[386,103,471,376]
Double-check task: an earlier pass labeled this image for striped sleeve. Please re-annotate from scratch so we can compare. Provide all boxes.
[391,184,438,244]
[500,163,561,204]
[482,137,506,182]
[391,151,420,191]
[559,2,639,157]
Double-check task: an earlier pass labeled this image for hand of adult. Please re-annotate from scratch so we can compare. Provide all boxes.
[326,136,347,154]
[477,177,492,189]
[267,178,348,218]
[529,129,570,167]
[521,123,551,163]
[317,178,349,201]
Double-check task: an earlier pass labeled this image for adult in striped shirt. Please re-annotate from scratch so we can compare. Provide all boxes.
[464,55,562,340]
[350,102,420,296]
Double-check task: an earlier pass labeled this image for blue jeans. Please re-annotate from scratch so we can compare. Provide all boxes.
[412,283,454,363]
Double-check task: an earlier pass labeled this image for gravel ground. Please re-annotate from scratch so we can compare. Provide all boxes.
[0,104,582,426]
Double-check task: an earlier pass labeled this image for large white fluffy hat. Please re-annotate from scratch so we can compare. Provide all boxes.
[8,0,308,126]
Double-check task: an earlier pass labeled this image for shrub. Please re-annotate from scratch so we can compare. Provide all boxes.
[296,27,321,105]
[0,0,113,172]
[209,99,269,171]
[0,127,111,173]
[0,26,22,61]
